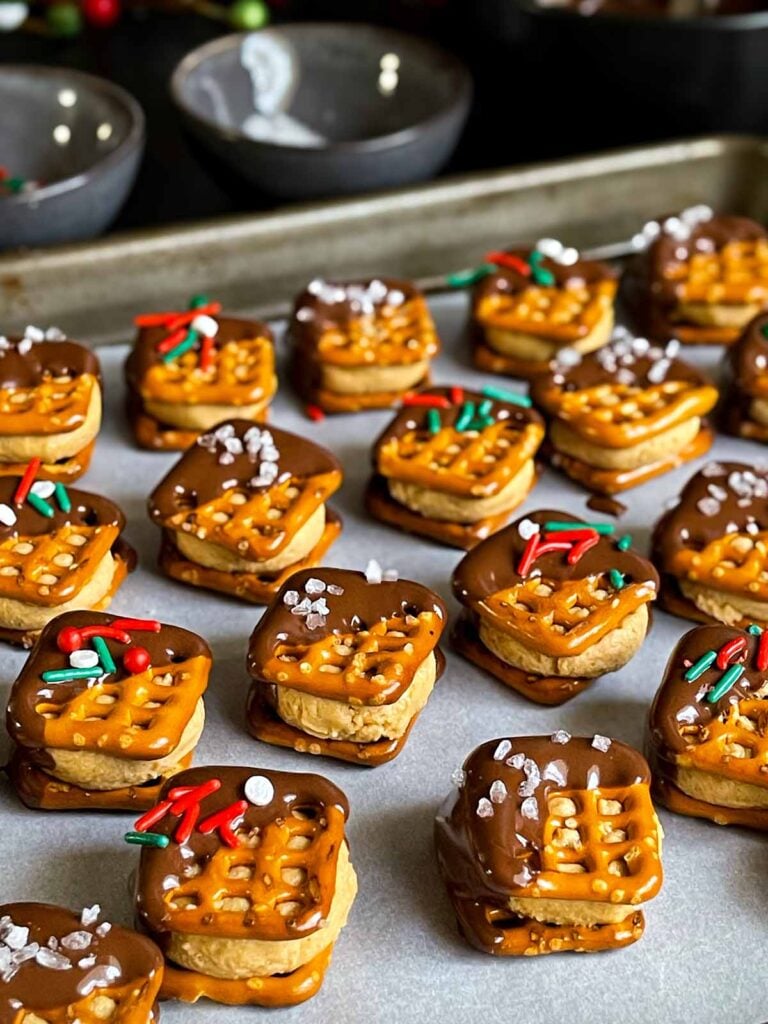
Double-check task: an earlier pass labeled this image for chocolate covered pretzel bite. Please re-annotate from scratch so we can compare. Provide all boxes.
[0,327,101,482]
[0,902,163,1023]
[289,277,439,413]
[452,510,658,704]
[0,473,134,649]
[625,207,768,345]
[366,385,544,549]
[722,311,768,441]
[125,297,277,450]
[436,735,663,955]
[531,330,717,495]
[6,610,211,811]
[148,419,342,603]
[471,242,618,379]
[652,461,768,628]
[247,564,446,765]
[131,765,356,1007]
[648,623,768,828]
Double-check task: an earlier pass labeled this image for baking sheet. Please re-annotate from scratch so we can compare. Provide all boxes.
[0,293,762,1024]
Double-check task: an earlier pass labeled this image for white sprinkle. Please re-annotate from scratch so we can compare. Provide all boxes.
[0,504,16,527]
[30,480,55,500]
[708,484,728,502]
[45,326,66,340]
[69,650,100,669]
[535,237,564,259]
[244,774,274,806]
[80,905,100,927]
[555,346,582,369]
[697,497,721,517]
[646,359,670,384]
[493,739,512,761]
[518,518,540,541]
[701,462,725,478]
[476,798,494,819]
[365,559,383,585]
[283,590,300,607]
[23,325,44,342]
[551,730,571,745]
[592,734,612,752]
[520,796,539,820]
[191,314,219,337]
[451,767,466,788]
[304,578,326,596]
[489,780,508,804]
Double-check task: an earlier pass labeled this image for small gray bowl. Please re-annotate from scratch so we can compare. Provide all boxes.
[170,23,473,200]
[0,66,145,251]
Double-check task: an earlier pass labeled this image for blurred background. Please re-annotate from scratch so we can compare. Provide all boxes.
[1,0,767,241]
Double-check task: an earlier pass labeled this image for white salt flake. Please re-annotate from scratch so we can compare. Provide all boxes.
[542,759,567,787]
[697,497,720,516]
[327,584,344,596]
[244,774,274,806]
[61,931,92,951]
[35,947,71,971]
[304,578,326,595]
[382,568,399,582]
[507,752,525,769]
[78,955,97,969]
[80,905,100,927]
[493,739,512,761]
[95,923,111,937]
[450,767,466,788]
[592,734,612,752]
[476,798,494,819]
[1,925,28,950]
[489,780,508,804]
[520,796,539,820]
[365,559,383,584]
[551,730,571,745]
[283,590,300,607]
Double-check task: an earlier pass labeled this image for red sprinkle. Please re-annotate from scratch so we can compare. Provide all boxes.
[155,326,187,354]
[757,631,768,671]
[401,393,451,409]
[485,251,531,276]
[199,335,215,372]
[169,779,221,814]
[134,799,173,833]
[13,458,41,505]
[124,646,151,675]
[567,534,600,564]
[450,387,464,405]
[198,800,248,849]
[174,805,200,845]
[543,529,598,543]
[716,636,748,670]
[306,404,325,422]
[135,301,221,330]
[56,625,132,653]
[111,618,162,633]
[517,533,541,577]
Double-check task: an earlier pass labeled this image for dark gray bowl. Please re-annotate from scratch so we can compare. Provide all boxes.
[0,66,145,252]
[170,23,472,200]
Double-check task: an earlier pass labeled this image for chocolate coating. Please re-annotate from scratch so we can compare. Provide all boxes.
[728,311,768,394]
[0,477,124,542]
[0,901,162,1022]
[0,338,99,391]
[473,249,616,307]
[290,278,421,346]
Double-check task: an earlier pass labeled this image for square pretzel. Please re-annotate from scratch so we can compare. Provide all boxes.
[475,280,616,342]
[664,239,768,305]
[315,294,438,368]
[0,372,97,437]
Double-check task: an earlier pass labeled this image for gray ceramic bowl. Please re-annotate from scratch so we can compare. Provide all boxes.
[170,23,473,200]
[0,66,144,252]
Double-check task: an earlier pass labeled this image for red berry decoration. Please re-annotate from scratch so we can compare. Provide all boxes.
[123,646,151,674]
[82,0,121,27]
[57,626,83,654]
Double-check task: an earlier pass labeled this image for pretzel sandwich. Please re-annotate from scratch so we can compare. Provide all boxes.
[6,610,211,811]
[436,735,663,955]
[471,244,618,378]
[0,475,134,649]
[452,510,658,705]
[149,419,342,603]
[132,765,356,1007]
[626,209,768,345]
[531,332,717,495]
[0,327,101,482]
[722,311,768,441]
[652,461,768,628]
[366,385,544,549]
[648,623,768,828]
[125,299,277,450]
[289,278,439,413]
[0,901,163,1023]
[247,566,446,765]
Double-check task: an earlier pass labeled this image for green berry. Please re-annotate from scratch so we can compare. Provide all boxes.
[228,0,269,31]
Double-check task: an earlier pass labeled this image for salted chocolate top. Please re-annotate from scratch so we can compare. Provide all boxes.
[7,609,211,753]
[125,315,273,387]
[648,623,768,766]
[652,461,768,576]
[136,765,350,941]
[435,735,652,897]
[728,311,768,394]
[291,277,421,348]
[0,335,99,390]
[453,509,659,611]
[0,901,162,1022]
[247,566,446,703]
[0,477,124,541]
[473,248,616,305]
[148,418,342,525]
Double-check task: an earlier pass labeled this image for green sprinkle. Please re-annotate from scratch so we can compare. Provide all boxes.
[467,416,494,432]
[544,520,615,535]
[92,636,116,675]
[189,294,210,309]
[27,492,54,518]
[54,482,71,513]
[124,831,169,849]
[481,384,532,408]
[748,624,763,636]
[529,250,556,287]
[706,663,745,704]
[427,408,441,435]
[761,324,768,340]
[617,534,633,551]
[455,401,476,432]
[608,569,625,590]
[478,399,493,417]
[445,264,496,289]
[162,329,198,363]
[41,667,103,684]
[2,177,25,195]
[683,649,717,682]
